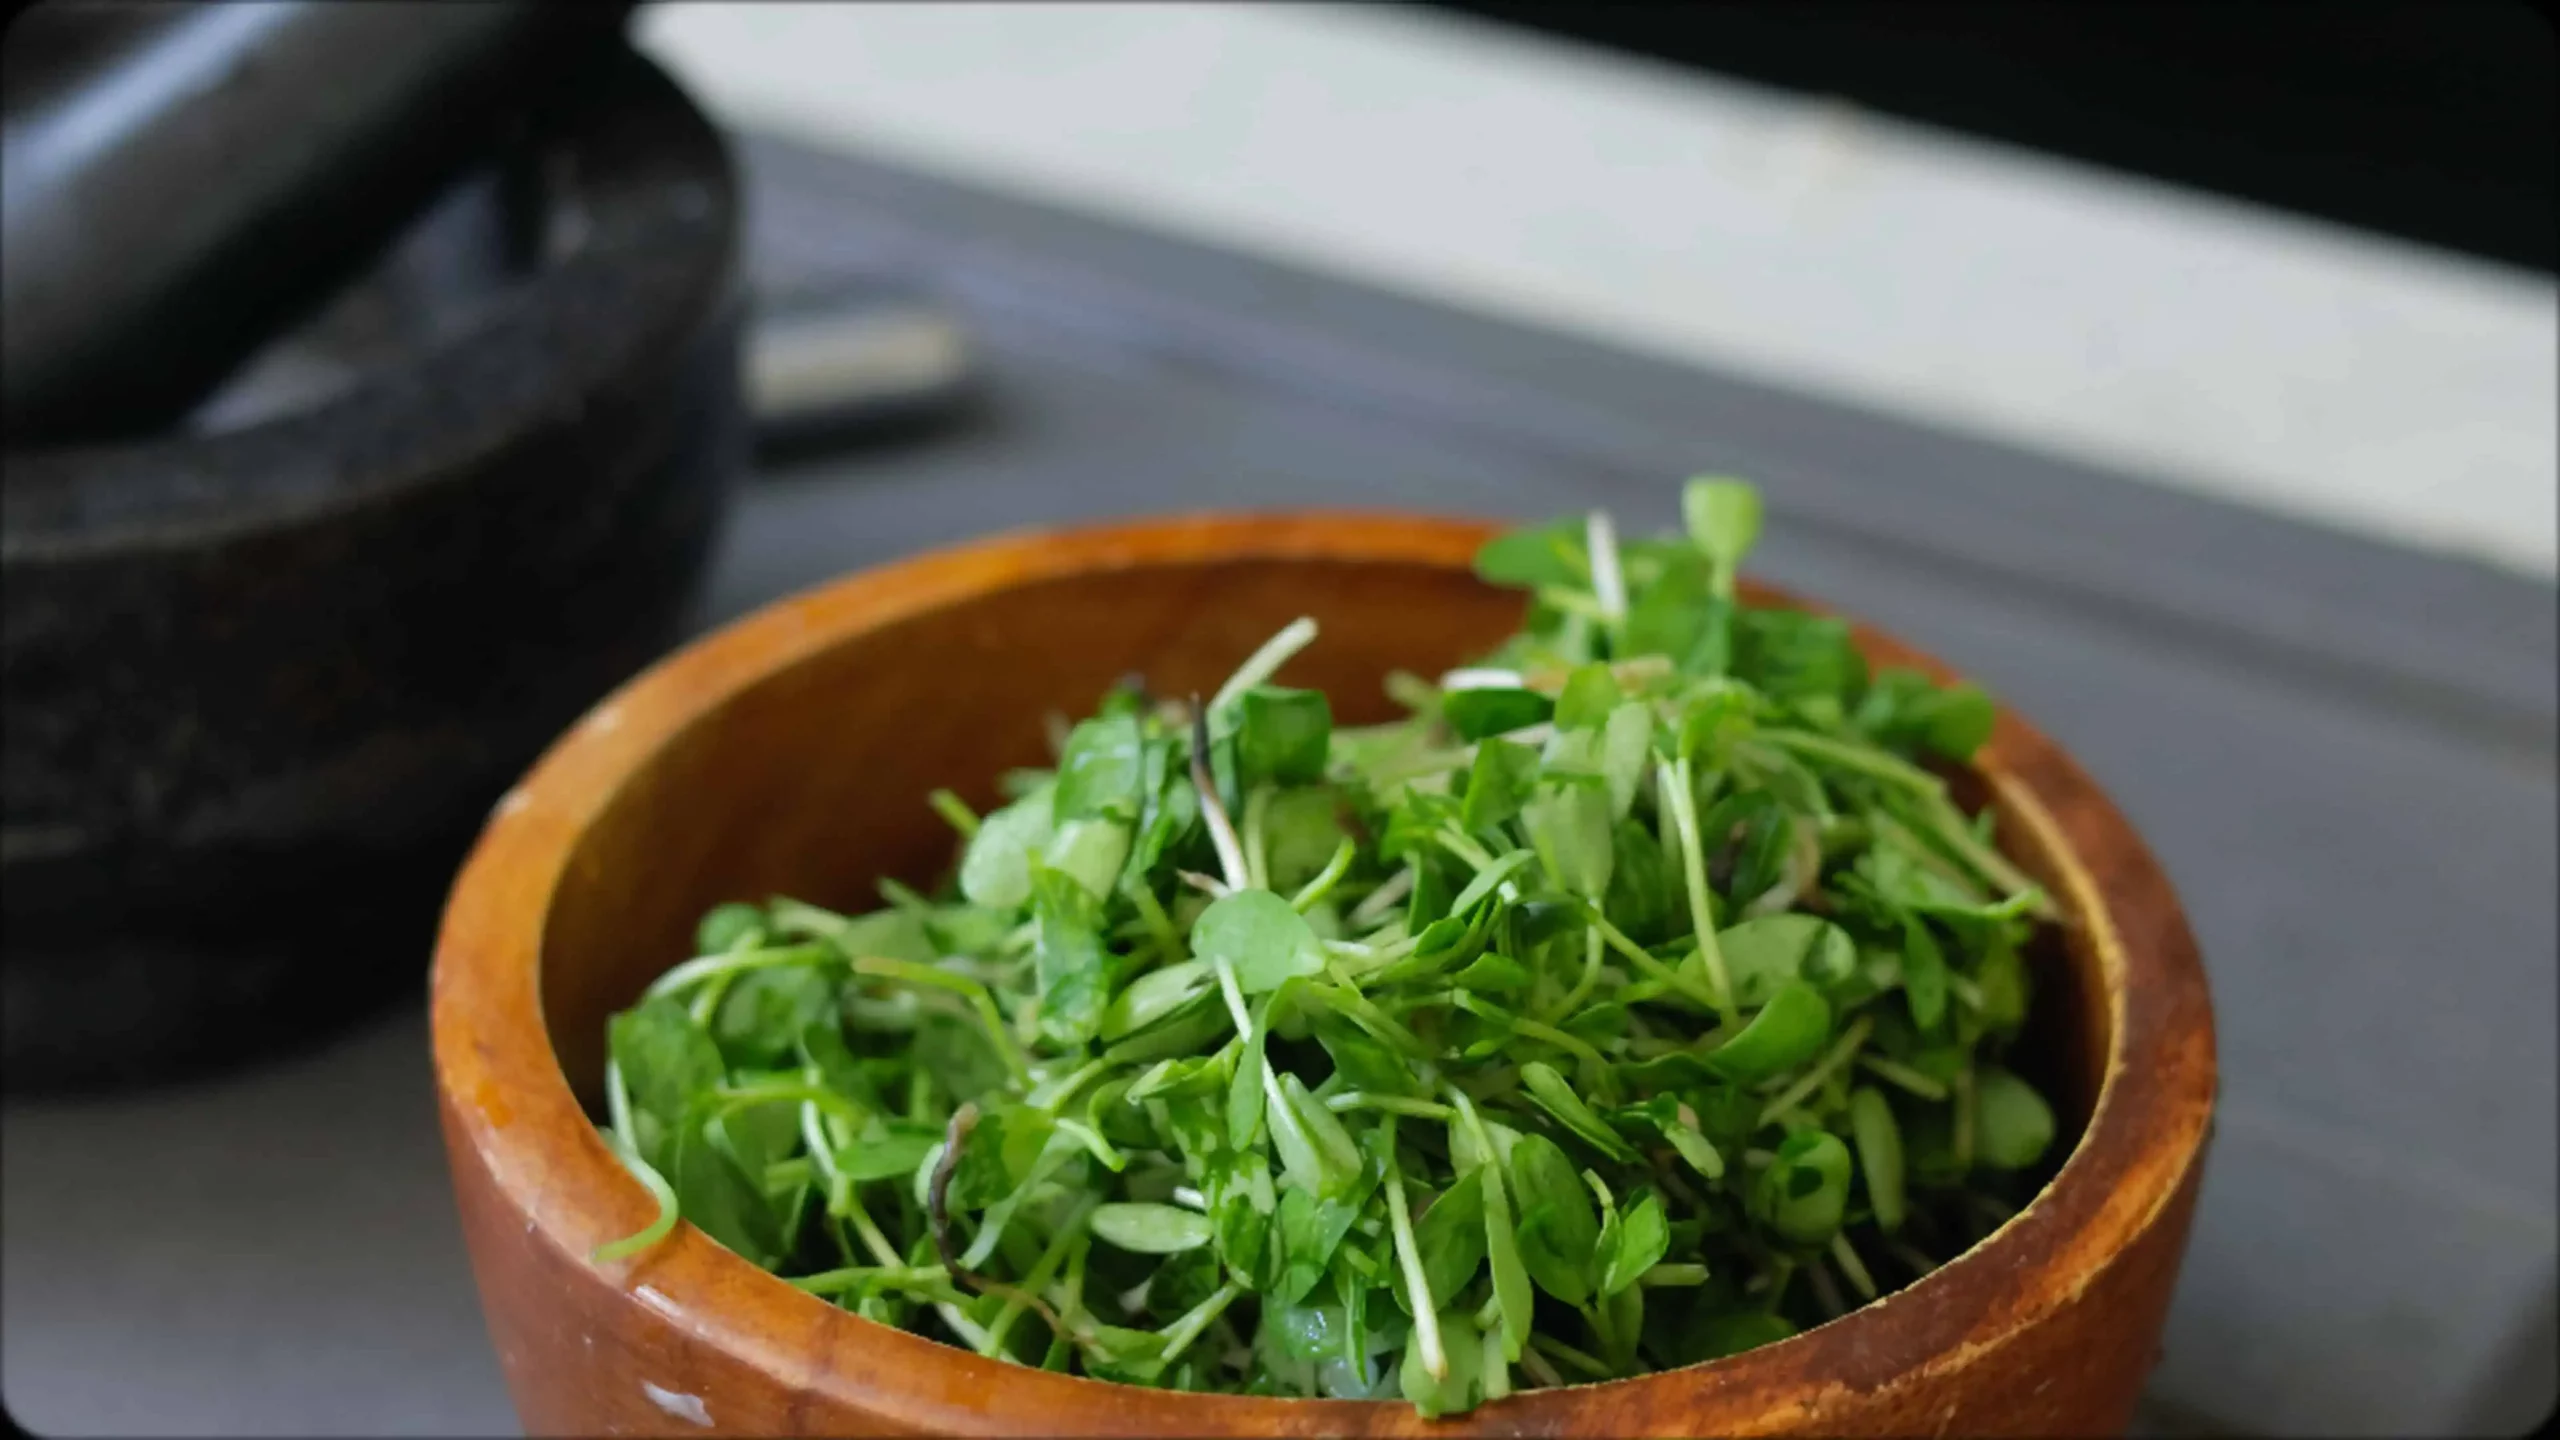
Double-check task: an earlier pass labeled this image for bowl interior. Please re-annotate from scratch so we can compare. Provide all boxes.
[536,546,2104,1273]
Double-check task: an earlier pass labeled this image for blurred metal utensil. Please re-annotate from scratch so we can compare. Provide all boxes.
[745,278,980,459]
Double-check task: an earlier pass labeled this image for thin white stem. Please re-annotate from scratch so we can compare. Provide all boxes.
[1177,868,1233,900]
[642,942,830,1000]
[1829,1232,1879,1301]
[1242,784,1273,891]
[1323,1092,1455,1120]
[1347,866,1416,927]
[1215,957,1309,1160]
[605,1060,637,1150]
[1210,617,1319,712]
[1857,1053,1950,1101]
[1383,1142,1448,1381]
[1659,756,1734,1015]
[800,1101,844,1193]
[1196,785,1250,892]
[1212,956,1256,1037]
[1156,1282,1246,1368]
[1757,1016,1875,1125]
[1586,510,1627,624]
[1289,838,1358,913]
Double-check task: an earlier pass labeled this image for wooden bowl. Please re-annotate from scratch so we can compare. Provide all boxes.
[432,513,2215,1437]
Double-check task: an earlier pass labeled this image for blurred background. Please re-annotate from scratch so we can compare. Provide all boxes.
[2,2,2551,1435]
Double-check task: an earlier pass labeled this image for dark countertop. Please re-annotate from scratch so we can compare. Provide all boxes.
[5,133,2552,1437]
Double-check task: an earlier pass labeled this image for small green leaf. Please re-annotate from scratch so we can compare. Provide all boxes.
[1597,702,1653,819]
[1684,478,1764,574]
[1126,1052,1226,1104]
[1975,939,2030,1036]
[1523,744,1614,900]
[1697,789,1793,906]
[1042,817,1132,901]
[835,1126,939,1183]
[1448,951,1532,994]
[1703,981,1833,1082]
[1281,1071,1365,1194]
[959,789,1056,909]
[1238,686,1334,786]
[1473,519,1586,589]
[1849,1086,1908,1232]
[1621,552,1711,662]
[1261,787,1350,892]
[1100,960,1213,1041]
[772,899,936,963]
[609,997,726,1172]
[1924,684,1997,759]
[1312,1011,1419,1096]
[1399,1307,1484,1418]
[1615,1095,1725,1181]
[670,1113,785,1267]
[709,965,833,1069]
[1147,1244,1225,1319]
[1554,663,1622,731]
[1519,1061,1636,1161]
[1055,713,1146,821]
[695,902,766,954]
[1753,1129,1853,1244]
[945,1105,1058,1211]
[1030,865,1112,1047]
[1395,1169,1487,1315]
[1270,1178,1376,1304]
[1732,609,1866,715]
[1213,1163,1272,1281]
[1601,818,1675,943]
[1093,1202,1218,1254]
[794,1017,879,1111]
[1102,993,1232,1065]
[1507,1132,1600,1306]
[1461,736,1541,831]
[1213,1020,1260,1142]
[1445,847,1536,918]
[1718,914,1858,1008]
[1972,1065,2057,1171]
[1676,682,1760,769]
[1598,1189,1670,1297]
[1856,669,1998,761]
[1444,686,1555,742]
[1193,890,1328,994]
[1663,1121,1726,1182]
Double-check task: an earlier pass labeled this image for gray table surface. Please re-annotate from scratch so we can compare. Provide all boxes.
[5,133,2554,1437]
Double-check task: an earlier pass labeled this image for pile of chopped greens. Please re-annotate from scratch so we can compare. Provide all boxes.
[597,479,2064,1415]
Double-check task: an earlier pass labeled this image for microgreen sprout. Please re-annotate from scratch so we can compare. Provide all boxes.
[593,477,2067,1413]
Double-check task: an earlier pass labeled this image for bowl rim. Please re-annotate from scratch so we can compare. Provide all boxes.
[431,509,2216,1434]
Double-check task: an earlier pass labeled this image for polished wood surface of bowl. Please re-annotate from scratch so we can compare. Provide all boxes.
[432,512,2214,1436]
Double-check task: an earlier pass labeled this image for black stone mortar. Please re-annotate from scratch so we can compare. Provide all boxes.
[0,47,744,1091]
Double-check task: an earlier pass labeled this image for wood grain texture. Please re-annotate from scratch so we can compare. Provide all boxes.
[432,511,2216,1437]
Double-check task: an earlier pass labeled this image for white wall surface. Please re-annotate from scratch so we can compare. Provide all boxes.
[639,2,2558,578]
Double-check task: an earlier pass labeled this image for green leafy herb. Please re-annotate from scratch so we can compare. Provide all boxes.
[593,478,2069,1413]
